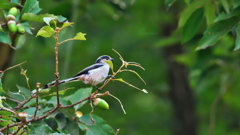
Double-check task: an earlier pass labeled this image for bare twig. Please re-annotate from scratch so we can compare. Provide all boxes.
[12,124,24,135]
[54,27,61,107]
[3,61,26,72]
[14,95,36,110]
[60,96,90,108]
[0,123,21,132]
[33,83,40,118]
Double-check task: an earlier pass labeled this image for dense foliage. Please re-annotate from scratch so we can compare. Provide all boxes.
[1,0,240,135]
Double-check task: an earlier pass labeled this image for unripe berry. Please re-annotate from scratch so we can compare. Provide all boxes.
[8,20,17,33]
[8,7,18,16]
[93,98,109,110]
[17,24,25,34]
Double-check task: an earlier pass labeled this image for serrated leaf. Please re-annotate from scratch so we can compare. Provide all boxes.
[43,17,56,26]
[20,0,41,16]
[61,22,74,30]
[79,114,115,135]
[73,32,86,40]
[197,16,240,50]
[182,7,204,43]
[0,31,12,45]
[16,85,31,98]
[36,26,55,37]
[66,87,92,110]
[234,23,240,51]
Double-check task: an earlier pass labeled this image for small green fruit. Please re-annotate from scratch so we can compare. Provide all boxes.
[8,7,18,16]
[7,15,15,21]
[93,98,109,110]
[8,20,17,33]
[17,24,25,34]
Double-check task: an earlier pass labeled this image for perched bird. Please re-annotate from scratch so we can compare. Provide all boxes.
[43,55,114,90]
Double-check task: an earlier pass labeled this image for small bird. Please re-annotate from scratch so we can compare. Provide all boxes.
[43,55,114,90]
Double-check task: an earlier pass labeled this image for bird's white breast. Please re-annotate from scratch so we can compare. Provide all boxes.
[85,64,110,85]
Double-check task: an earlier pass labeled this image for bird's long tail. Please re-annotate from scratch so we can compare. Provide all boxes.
[42,77,79,89]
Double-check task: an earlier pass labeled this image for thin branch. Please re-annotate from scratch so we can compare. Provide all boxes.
[0,123,21,132]
[14,95,36,110]
[108,93,126,114]
[54,73,60,107]
[3,61,26,72]
[33,83,40,118]
[12,124,24,135]
[60,96,90,108]
[54,27,61,107]
[0,107,16,115]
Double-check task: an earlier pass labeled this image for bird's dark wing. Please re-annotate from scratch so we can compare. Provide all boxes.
[73,63,103,77]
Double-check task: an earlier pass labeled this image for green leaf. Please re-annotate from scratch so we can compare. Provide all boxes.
[16,85,31,98]
[0,25,3,32]
[0,31,12,45]
[61,22,74,30]
[29,120,54,134]
[36,26,55,37]
[22,13,66,23]
[79,114,115,135]
[43,17,56,26]
[234,23,240,51]
[197,16,240,50]
[20,0,41,16]
[0,0,20,9]
[178,0,205,28]
[55,113,66,129]
[73,32,87,40]
[182,7,204,43]
[57,15,67,22]
[221,0,230,13]
[8,90,25,101]
[66,87,92,110]
[62,118,79,134]
[205,0,216,26]
[215,6,240,22]
[234,0,240,8]
[165,0,176,8]
[154,33,180,47]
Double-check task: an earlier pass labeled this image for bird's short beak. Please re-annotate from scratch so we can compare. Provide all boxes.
[110,58,114,61]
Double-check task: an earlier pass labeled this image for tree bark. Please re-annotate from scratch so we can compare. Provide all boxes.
[0,44,14,71]
[164,44,197,135]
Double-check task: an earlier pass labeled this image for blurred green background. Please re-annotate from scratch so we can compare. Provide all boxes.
[1,0,240,135]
